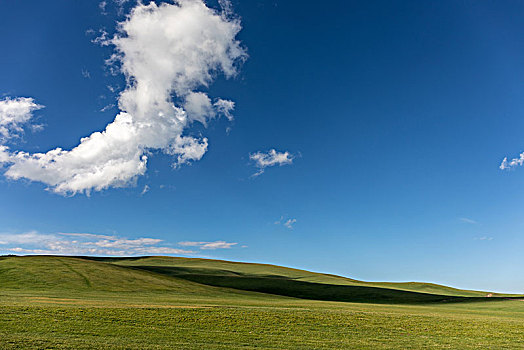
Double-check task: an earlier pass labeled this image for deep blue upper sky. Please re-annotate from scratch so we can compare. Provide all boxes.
[1,0,523,293]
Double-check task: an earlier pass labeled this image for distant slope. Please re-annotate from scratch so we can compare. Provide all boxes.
[102,256,510,297]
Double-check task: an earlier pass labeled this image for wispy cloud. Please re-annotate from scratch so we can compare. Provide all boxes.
[99,1,108,15]
[140,184,150,195]
[474,236,493,241]
[81,68,91,79]
[100,103,115,112]
[275,216,297,229]
[459,217,478,224]
[178,241,237,250]
[0,231,194,256]
[250,149,294,177]
[58,232,117,240]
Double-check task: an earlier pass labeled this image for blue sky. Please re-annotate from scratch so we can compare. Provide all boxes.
[0,0,523,293]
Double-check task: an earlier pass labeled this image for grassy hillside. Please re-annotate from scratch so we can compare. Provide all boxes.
[0,255,216,292]
[97,256,514,298]
[1,255,519,304]
[0,255,291,306]
[0,255,523,349]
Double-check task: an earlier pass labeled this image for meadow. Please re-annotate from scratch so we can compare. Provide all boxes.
[0,255,522,349]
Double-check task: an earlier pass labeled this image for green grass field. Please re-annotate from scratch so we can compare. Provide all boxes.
[0,255,522,349]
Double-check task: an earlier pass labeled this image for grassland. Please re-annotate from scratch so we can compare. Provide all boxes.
[0,255,522,349]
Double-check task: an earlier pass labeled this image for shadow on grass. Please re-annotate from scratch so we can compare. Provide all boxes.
[131,266,507,305]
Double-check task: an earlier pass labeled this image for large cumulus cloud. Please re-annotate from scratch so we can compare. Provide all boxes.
[0,0,246,195]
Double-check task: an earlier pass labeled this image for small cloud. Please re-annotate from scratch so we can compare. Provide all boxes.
[0,97,44,140]
[459,217,477,224]
[500,153,524,170]
[284,218,297,229]
[178,240,237,250]
[100,104,115,112]
[249,149,294,177]
[475,236,493,241]
[99,1,108,15]
[214,98,235,121]
[91,29,110,46]
[158,184,176,191]
[81,69,91,79]
[183,93,236,126]
[274,216,296,229]
[107,85,119,93]
[140,184,149,195]
[184,92,215,126]
[30,123,45,133]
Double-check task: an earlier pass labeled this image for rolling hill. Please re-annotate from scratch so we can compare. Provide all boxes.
[102,256,505,297]
[0,255,519,304]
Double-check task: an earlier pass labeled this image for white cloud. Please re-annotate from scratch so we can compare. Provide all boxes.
[183,94,235,124]
[214,98,235,121]
[184,92,215,125]
[0,231,194,256]
[283,218,296,229]
[7,247,55,254]
[274,216,296,229]
[100,103,115,112]
[92,237,162,249]
[250,149,294,177]
[178,240,237,250]
[167,135,208,168]
[500,153,524,170]
[0,97,43,140]
[141,184,149,195]
[107,85,118,93]
[0,0,246,195]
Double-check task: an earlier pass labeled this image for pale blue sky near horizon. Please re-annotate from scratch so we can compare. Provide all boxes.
[0,0,524,293]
